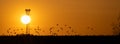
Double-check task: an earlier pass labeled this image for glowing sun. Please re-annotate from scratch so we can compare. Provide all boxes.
[21,15,31,24]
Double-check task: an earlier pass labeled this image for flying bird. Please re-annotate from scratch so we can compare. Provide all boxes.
[52,33,57,36]
[68,27,71,29]
[57,30,60,32]
[21,28,23,30]
[14,32,16,34]
[65,25,67,27]
[56,24,59,26]
[7,30,9,33]
[60,27,63,30]
[91,28,94,30]
[35,31,39,34]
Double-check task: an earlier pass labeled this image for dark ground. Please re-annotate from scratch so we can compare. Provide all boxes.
[0,34,120,44]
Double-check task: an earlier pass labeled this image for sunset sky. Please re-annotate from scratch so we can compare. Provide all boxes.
[0,0,120,35]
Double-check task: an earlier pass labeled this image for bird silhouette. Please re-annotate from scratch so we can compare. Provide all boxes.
[49,27,53,30]
[60,27,63,30]
[21,28,23,30]
[7,30,9,33]
[119,24,120,27]
[13,30,15,31]
[56,24,59,26]
[52,33,57,36]
[8,28,11,30]
[65,25,67,27]
[34,29,37,30]
[14,32,16,34]
[35,31,39,34]
[42,30,45,32]
[91,28,94,30]
[68,27,71,29]
[57,30,60,32]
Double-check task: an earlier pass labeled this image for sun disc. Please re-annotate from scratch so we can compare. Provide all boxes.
[21,15,31,24]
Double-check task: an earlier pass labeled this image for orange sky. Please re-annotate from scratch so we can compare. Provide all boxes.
[0,0,120,36]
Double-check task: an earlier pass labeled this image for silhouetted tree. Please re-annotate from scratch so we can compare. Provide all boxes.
[112,13,120,35]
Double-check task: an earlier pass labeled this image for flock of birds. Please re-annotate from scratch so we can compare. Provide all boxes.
[6,24,79,36]
[4,23,98,36]
[48,24,77,35]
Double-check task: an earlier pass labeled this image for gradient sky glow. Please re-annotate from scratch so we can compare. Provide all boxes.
[0,0,120,35]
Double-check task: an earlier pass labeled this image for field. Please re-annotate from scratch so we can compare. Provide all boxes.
[0,34,119,44]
